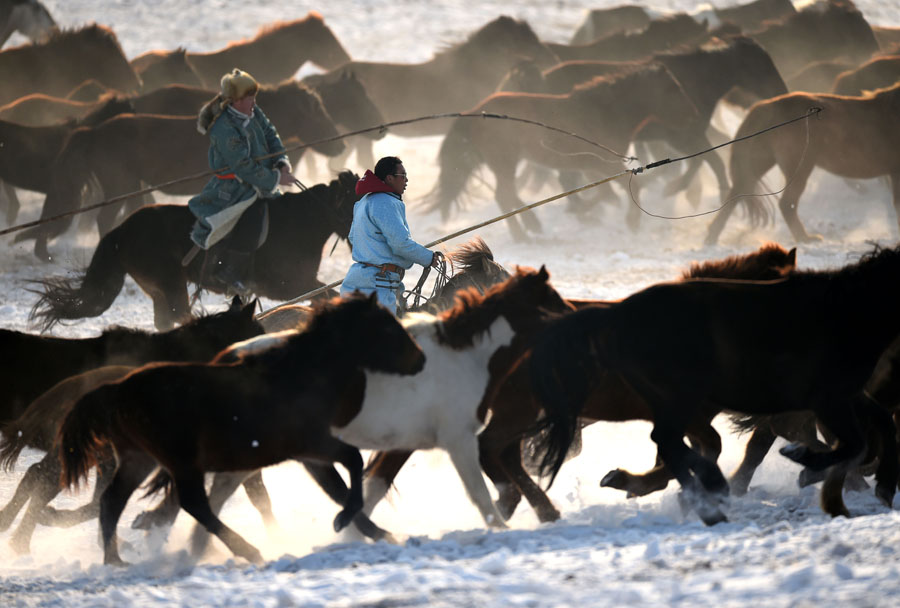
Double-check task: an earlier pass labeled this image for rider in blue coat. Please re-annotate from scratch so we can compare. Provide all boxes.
[341,156,438,314]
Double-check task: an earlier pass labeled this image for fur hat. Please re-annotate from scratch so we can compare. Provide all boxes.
[220,68,259,103]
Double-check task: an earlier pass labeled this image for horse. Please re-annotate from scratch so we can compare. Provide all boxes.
[786,59,856,92]
[0,297,265,554]
[364,243,798,524]
[0,95,135,225]
[0,0,55,48]
[255,236,510,332]
[546,14,711,64]
[133,47,203,93]
[130,13,351,89]
[569,6,652,45]
[30,172,359,332]
[317,16,558,139]
[14,80,344,261]
[705,82,900,245]
[57,294,424,566]
[527,243,900,524]
[832,55,900,95]
[432,64,698,240]
[0,24,141,106]
[747,0,880,81]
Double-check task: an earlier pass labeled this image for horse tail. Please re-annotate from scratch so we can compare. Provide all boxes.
[526,307,611,486]
[28,226,127,332]
[0,423,30,472]
[58,384,119,490]
[425,118,482,220]
[140,469,173,499]
[727,412,765,436]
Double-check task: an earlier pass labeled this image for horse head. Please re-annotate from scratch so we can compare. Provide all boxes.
[478,265,573,335]
[137,47,203,93]
[318,170,359,244]
[70,25,143,94]
[77,94,135,127]
[261,81,344,157]
[304,70,386,140]
[9,0,57,43]
[462,16,558,70]
[292,12,352,70]
[497,59,547,93]
[727,35,788,102]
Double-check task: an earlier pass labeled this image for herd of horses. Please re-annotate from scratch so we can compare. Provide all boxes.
[2,0,900,566]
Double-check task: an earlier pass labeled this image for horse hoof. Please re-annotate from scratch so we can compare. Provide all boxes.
[9,535,30,556]
[333,510,354,533]
[600,469,629,490]
[875,485,895,509]
[797,467,825,488]
[779,443,810,465]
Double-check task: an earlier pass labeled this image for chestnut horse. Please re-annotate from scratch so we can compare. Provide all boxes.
[30,172,359,331]
[0,0,55,48]
[133,47,203,93]
[0,297,264,554]
[832,55,900,96]
[319,16,558,139]
[527,243,900,524]
[58,295,425,565]
[705,82,900,245]
[433,64,698,240]
[130,12,350,89]
[14,80,343,261]
[364,243,797,524]
[0,24,140,106]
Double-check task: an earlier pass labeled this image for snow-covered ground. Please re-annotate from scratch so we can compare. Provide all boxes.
[2,0,900,606]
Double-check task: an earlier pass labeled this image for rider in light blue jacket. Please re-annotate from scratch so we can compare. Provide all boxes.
[341,156,438,314]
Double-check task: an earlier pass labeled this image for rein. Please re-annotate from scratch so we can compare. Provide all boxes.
[401,252,448,311]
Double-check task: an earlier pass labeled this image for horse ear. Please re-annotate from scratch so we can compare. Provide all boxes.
[229,295,242,311]
[538,264,549,280]
[241,298,260,316]
[786,247,797,269]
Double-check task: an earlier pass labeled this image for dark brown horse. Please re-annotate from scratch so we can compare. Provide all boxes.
[527,243,900,524]
[318,16,558,139]
[705,82,900,245]
[14,80,343,261]
[30,172,359,331]
[0,297,264,554]
[433,64,698,240]
[58,294,425,565]
[130,12,350,89]
[364,243,798,524]
[747,0,880,80]
[0,24,140,106]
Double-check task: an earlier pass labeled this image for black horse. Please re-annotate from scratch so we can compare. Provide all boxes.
[527,244,900,524]
[30,171,359,331]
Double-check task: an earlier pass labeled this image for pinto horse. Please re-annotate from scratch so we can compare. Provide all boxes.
[0,297,264,554]
[433,64,698,240]
[705,82,900,245]
[58,295,425,565]
[0,24,140,106]
[0,0,55,48]
[527,244,900,524]
[319,16,558,139]
[130,13,350,89]
[30,172,359,331]
[364,243,797,524]
[14,80,344,261]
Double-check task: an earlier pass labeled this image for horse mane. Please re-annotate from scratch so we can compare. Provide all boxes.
[437,16,538,58]
[569,63,669,101]
[36,23,124,53]
[859,80,900,99]
[682,243,794,280]
[436,266,543,349]
[446,236,497,273]
[231,12,326,48]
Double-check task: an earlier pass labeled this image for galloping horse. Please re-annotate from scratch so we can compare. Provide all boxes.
[832,55,900,96]
[133,47,203,93]
[130,12,350,89]
[58,295,425,565]
[0,24,141,106]
[705,82,900,245]
[433,64,698,240]
[0,0,55,48]
[0,297,264,554]
[30,172,359,331]
[14,80,343,261]
[319,16,558,139]
[364,243,797,524]
[527,244,900,524]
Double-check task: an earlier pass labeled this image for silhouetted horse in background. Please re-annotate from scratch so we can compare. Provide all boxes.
[30,172,359,331]
[364,243,797,524]
[527,244,900,524]
[706,82,900,245]
[14,80,343,261]
[0,24,141,105]
[0,0,55,47]
[130,12,350,89]
[58,295,425,565]
[321,16,558,139]
[832,54,900,95]
[0,297,264,554]
[433,64,698,240]
[133,47,203,93]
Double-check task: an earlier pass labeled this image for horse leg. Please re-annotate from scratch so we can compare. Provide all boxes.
[174,471,262,564]
[187,471,246,557]
[857,395,898,509]
[130,489,180,531]
[241,470,277,528]
[777,163,819,243]
[99,450,156,566]
[0,453,55,532]
[300,434,368,533]
[492,160,538,239]
[890,173,900,238]
[361,450,412,516]
[303,462,394,542]
[729,426,777,496]
[477,440,524,521]
[41,455,117,528]
[498,442,560,522]
[445,433,507,528]
[0,180,20,225]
